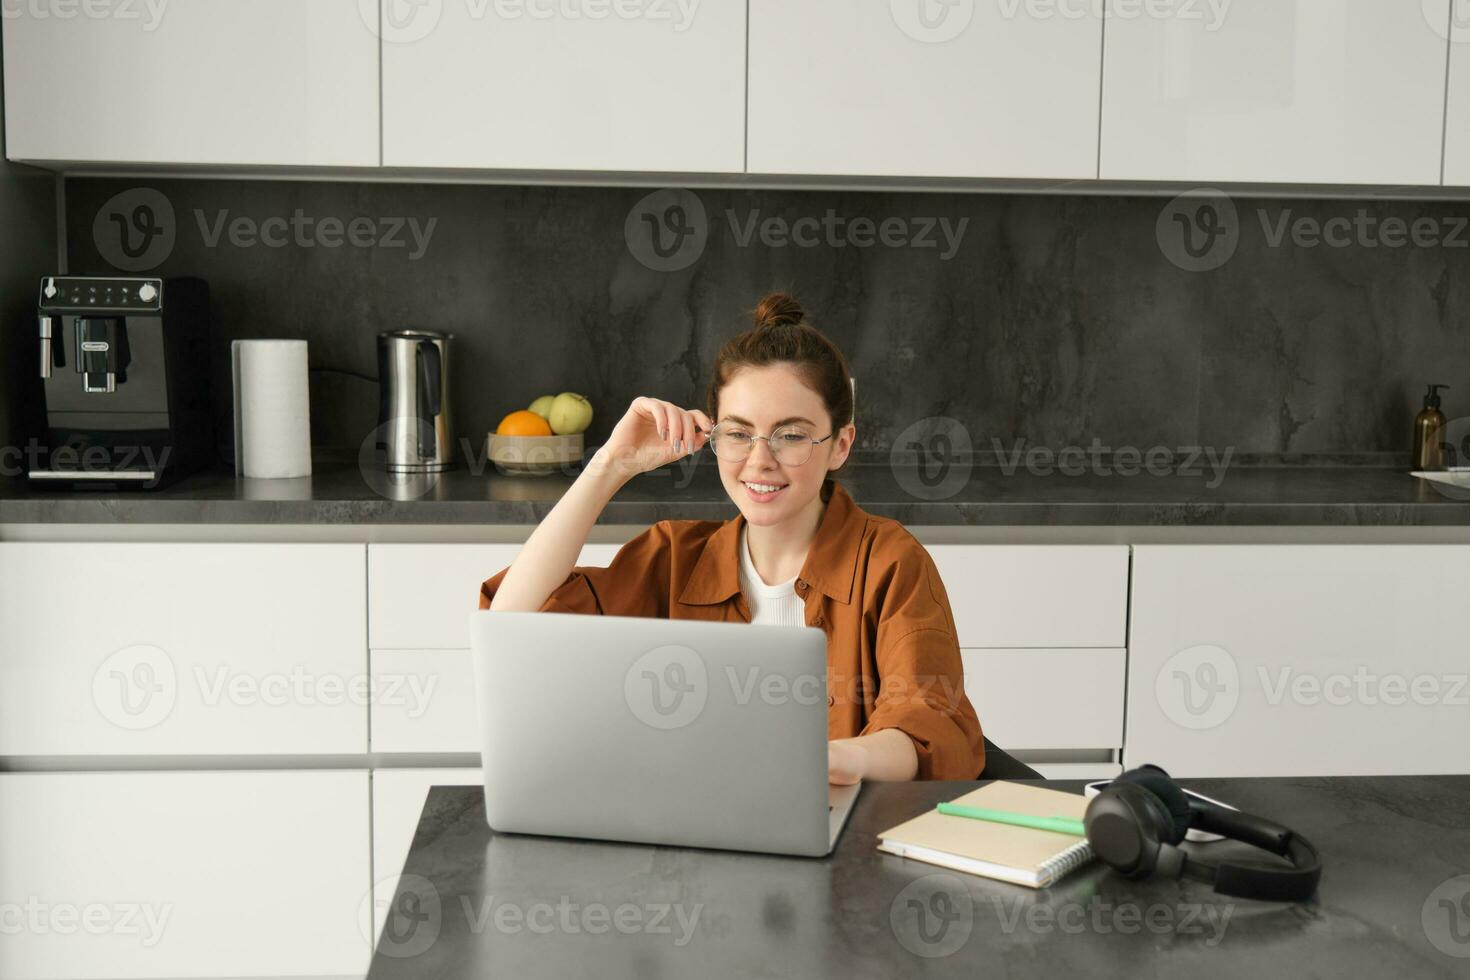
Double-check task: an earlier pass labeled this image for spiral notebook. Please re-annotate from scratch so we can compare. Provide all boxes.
[876,782,1094,888]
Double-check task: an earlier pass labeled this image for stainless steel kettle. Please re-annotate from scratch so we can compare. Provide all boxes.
[377,330,455,472]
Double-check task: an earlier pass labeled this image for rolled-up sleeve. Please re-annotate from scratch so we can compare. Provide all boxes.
[859,542,986,779]
[862,627,985,779]
[478,522,674,618]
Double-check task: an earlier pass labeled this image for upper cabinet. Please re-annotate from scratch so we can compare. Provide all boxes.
[1,0,379,167]
[379,0,745,172]
[747,0,1103,179]
[1442,1,1470,185]
[1100,0,1451,185]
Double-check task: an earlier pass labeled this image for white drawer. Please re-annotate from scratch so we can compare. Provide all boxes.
[368,543,619,649]
[1030,762,1123,781]
[370,649,478,754]
[928,546,1129,648]
[0,770,370,980]
[370,768,483,941]
[962,648,1125,752]
[0,543,366,756]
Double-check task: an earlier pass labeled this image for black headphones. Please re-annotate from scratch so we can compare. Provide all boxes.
[1083,764,1322,902]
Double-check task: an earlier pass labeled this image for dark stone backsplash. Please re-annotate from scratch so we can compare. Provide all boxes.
[59,178,1470,463]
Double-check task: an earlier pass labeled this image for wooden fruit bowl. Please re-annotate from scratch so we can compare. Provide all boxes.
[486,432,584,476]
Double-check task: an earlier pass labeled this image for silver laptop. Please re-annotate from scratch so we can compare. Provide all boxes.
[468,611,861,857]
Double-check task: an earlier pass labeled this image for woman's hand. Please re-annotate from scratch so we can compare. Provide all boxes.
[591,397,714,480]
[829,731,919,784]
[828,739,868,785]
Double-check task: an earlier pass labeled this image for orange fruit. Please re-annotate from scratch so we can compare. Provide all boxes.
[496,410,553,437]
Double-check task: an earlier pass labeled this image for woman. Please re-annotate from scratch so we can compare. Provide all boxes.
[481,293,985,782]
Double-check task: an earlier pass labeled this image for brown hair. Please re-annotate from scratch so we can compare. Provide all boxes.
[706,293,854,434]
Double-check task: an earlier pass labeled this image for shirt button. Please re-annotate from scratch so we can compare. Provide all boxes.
[811,615,824,627]
[827,696,835,706]
[795,579,807,592]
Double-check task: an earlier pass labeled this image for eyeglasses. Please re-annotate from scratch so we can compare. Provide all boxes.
[708,423,835,466]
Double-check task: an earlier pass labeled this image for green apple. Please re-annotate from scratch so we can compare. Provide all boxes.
[527,394,556,421]
[548,392,593,435]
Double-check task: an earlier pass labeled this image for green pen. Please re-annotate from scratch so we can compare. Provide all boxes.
[935,802,1086,836]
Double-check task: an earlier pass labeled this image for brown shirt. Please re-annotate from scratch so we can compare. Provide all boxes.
[478,483,986,780]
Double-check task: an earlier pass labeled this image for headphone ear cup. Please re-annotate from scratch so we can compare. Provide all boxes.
[1113,765,1192,844]
[1084,783,1170,879]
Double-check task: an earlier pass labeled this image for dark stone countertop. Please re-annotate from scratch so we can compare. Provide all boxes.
[367,777,1470,980]
[1,455,1469,526]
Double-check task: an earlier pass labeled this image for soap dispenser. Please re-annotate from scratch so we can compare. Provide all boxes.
[1412,384,1450,469]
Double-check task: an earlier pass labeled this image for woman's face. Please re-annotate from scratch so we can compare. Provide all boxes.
[712,363,854,528]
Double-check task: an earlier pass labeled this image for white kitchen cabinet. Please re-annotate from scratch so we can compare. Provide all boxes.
[371,649,479,753]
[368,543,619,650]
[1127,546,1470,777]
[0,543,367,756]
[1442,1,1470,184]
[927,546,1130,648]
[747,0,1102,178]
[962,648,1126,752]
[370,768,483,942]
[368,543,618,752]
[379,0,744,172]
[0,770,371,980]
[1030,762,1123,781]
[1,0,378,166]
[1100,0,1450,185]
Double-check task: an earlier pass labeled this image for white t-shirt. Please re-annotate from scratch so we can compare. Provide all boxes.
[738,527,806,627]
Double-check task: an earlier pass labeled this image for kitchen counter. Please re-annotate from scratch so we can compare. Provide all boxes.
[1,455,1469,528]
[367,777,1470,980]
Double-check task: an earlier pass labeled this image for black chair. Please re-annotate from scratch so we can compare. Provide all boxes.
[977,737,1042,780]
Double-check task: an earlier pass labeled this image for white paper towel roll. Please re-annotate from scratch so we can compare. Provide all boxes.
[232,340,312,479]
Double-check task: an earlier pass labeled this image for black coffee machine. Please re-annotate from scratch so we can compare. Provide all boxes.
[31,275,214,488]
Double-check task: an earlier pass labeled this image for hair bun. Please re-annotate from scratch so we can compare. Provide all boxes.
[752,292,805,329]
